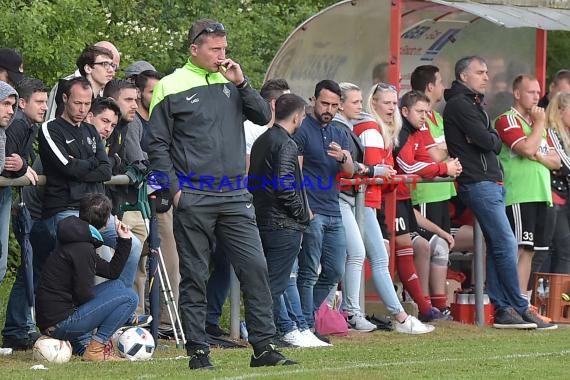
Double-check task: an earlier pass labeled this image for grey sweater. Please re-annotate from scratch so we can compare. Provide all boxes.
[0,81,19,172]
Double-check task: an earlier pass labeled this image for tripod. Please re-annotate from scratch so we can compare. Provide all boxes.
[120,165,186,347]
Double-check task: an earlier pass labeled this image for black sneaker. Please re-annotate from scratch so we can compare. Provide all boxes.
[250,344,298,367]
[493,307,537,329]
[273,337,294,348]
[28,332,41,346]
[312,331,331,344]
[366,314,393,331]
[189,350,214,370]
[205,324,229,337]
[521,309,558,330]
[2,336,31,351]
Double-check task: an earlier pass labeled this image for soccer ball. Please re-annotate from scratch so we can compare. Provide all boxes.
[32,336,72,363]
[117,327,155,361]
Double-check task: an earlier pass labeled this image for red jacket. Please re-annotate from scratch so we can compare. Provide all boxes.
[394,119,448,200]
[353,117,392,208]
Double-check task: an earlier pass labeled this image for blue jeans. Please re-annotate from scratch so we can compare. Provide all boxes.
[0,186,12,284]
[459,181,528,314]
[259,226,303,329]
[277,260,309,334]
[340,199,404,316]
[205,242,231,327]
[2,219,54,340]
[48,279,137,354]
[45,210,141,287]
[297,214,346,328]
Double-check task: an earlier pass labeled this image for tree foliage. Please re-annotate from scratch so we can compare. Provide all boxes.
[0,0,337,88]
[0,0,568,277]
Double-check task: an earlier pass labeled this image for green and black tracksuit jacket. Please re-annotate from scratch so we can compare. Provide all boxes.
[147,59,271,199]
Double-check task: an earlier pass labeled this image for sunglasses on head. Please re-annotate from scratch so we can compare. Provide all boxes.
[191,23,226,44]
[375,82,397,92]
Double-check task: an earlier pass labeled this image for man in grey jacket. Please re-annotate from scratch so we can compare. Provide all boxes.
[147,19,296,370]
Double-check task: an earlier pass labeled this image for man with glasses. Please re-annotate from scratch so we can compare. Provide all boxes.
[148,19,296,370]
[48,42,120,120]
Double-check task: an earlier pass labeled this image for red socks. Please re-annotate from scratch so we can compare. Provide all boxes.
[430,294,448,310]
[396,246,432,315]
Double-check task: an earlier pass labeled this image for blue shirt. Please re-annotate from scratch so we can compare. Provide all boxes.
[293,114,350,216]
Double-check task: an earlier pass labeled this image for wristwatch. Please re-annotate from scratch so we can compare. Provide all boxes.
[236,78,249,89]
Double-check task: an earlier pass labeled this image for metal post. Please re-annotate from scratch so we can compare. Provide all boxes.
[355,184,367,314]
[473,219,485,326]
[535,29,547,94]
[229,266,241,340]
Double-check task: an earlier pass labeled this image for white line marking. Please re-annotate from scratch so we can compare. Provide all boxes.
[214,349,570,380]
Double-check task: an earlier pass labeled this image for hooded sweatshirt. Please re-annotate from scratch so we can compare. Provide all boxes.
[35,215,132,331]
[0,81,19,172]
[442,80,503,184]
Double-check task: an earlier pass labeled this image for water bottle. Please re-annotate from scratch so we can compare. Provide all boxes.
[240,320,248,341]
[537,278,546,315]
[537,278,545,300]
[544,279,550,299]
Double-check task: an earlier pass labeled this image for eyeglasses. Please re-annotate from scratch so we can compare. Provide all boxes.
[191,23,226,44]
[375,82,397,92]
[92,61,118,71]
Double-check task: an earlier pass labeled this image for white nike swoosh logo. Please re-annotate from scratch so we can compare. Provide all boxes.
[66,139,75,144]
[246,203,252,208]
[186,94,197,102]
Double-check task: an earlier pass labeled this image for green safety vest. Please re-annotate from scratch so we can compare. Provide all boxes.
[496,109,552,206]
[411,110,456,205]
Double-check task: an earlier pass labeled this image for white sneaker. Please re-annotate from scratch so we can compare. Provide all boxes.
[299,329,331,347]
[281,329,306,347]
[347,314,377,332]
[395,315,435,334]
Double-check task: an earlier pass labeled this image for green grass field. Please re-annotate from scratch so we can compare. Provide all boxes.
[2,278,570,379]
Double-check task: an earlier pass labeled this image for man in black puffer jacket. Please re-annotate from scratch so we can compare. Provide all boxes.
[249,93,311,332]
[443,56,539,330]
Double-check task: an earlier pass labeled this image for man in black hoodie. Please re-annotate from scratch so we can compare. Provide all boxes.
[36,193,136,361]
[443,56,539,329]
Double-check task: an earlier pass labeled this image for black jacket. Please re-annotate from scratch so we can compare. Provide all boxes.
[2,109,38,178]
[36,216,132,331]
[443,81,503,184]
[38,117,111,218]
[249,124,310,230]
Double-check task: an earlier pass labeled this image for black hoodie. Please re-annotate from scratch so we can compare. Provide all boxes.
[35,215,132,331]
[443,81,503,184]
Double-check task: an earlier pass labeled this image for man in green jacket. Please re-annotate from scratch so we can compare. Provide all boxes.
[147,19,296,370]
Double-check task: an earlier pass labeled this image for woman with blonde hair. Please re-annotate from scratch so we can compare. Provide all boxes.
[332,82,434,333]
[358,83,450,322]
[533,92,570,275]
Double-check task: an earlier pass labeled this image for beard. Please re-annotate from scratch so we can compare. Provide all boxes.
[314,111,333,125]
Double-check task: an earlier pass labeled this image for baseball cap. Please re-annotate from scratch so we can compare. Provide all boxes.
[124,61,156,79]
[0,48,24,84]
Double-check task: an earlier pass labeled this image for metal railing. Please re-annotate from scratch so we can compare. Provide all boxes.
[0,174,486,340]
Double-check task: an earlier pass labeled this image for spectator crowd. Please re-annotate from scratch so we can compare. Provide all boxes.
[0,17,568,369]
